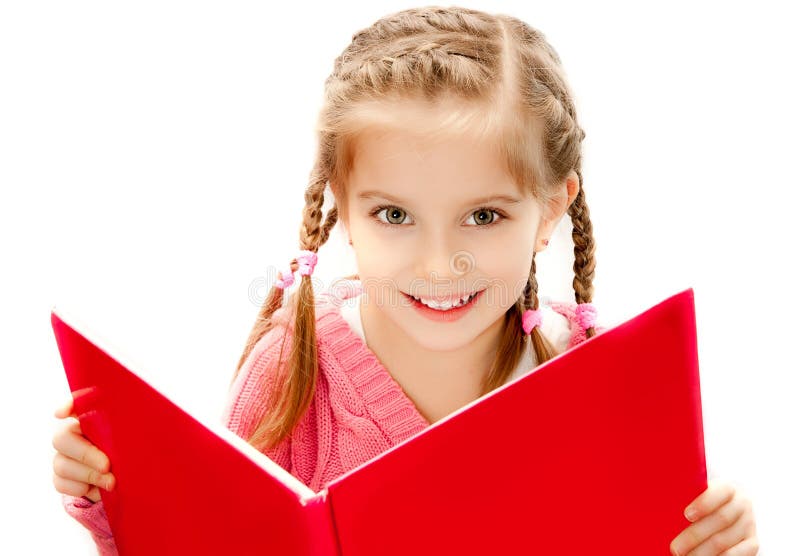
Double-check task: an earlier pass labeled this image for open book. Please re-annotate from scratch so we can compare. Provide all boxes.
[51,288,707,555]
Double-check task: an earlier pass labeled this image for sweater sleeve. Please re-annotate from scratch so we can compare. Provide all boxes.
[61,493,117,556]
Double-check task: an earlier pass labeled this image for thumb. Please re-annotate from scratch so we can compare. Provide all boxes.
[85,485,101,503]
[54,397,76,419]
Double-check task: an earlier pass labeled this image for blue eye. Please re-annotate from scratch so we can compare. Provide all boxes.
[369,205,507,228]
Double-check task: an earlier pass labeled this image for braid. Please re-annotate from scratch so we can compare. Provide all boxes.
[568,170,597,338]
[299,168,331,250]
[319,203,338,247]
[523,252,556,366]
[523,254,538,310]
[256,169,338,447]
[515,17,598,340]
[329,7,501,100]
[231,163,341,450]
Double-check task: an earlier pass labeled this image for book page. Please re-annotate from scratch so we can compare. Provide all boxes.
[52,304,317,503]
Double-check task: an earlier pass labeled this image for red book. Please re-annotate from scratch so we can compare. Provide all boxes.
[52,288,707,555]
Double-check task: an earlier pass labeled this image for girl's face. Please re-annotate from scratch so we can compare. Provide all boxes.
[342,125,549,352]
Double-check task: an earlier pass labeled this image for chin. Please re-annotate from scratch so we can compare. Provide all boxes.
[394,309,506,353]
[404,330,475,353]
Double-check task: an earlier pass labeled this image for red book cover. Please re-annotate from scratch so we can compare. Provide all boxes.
[52,287,706,555]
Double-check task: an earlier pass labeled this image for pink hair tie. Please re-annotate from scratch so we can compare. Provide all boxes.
[273,250,319,289]
[521,308,543,335]
[296,250,318,276]
[575,302,598,330]
[274,267,295,289]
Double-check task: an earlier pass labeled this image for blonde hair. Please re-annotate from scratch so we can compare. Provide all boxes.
[231,6,597,452]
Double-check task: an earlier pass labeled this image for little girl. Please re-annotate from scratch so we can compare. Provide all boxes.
[52,6,758,555]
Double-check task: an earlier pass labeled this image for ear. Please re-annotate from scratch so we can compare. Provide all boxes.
[535,169,580,253]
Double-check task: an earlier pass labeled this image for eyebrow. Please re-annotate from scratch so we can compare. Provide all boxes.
[356,190,523,206]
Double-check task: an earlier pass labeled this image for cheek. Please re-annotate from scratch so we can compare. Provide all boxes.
[349,221,407,275]
[471,231,534,275]
[470,236,534,303]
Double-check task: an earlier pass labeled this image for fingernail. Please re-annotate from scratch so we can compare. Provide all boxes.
[685,507,697,521]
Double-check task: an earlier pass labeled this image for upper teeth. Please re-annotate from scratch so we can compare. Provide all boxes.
[412,292,476,310]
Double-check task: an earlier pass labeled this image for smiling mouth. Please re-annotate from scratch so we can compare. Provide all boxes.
[402,290,483,311]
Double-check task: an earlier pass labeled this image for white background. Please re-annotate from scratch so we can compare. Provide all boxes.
[1,1,797,554]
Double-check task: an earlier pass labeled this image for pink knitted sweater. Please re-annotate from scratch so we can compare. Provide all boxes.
[61,282,595,555]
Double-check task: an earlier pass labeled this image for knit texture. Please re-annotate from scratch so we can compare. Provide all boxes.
[60,281,598,554]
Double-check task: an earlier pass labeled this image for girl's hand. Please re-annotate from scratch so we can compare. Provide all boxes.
[52,397,116,503]
[669,478,759,555]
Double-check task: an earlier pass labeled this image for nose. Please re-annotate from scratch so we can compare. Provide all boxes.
[412,229,466,288]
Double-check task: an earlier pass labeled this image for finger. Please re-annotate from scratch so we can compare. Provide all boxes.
[684,478,736,522]
[53,452,115,491]
[51,423,110,474]
[671,496,748,555]
[53,472,104,503]
[54,397,76,419]
[719,536,760,556]
[684,510,751,556]
[53,472,94,498]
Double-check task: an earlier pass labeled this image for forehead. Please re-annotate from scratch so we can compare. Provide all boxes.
[349,126,523,204]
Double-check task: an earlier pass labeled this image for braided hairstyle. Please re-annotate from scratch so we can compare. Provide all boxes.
[232,6,597,451]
